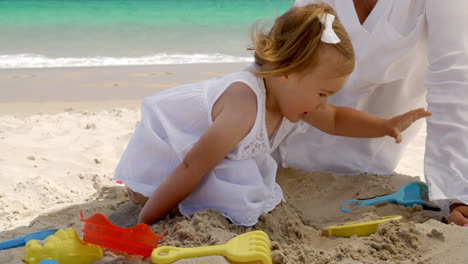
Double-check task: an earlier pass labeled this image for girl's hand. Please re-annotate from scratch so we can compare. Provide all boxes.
[386,108,432,143]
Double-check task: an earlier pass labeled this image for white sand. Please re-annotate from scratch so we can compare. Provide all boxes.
[1,64,467,264]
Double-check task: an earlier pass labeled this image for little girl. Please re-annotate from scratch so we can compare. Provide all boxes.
[115,3,431,226]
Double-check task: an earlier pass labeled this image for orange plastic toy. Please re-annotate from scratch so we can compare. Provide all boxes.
[80,211,166,257]
[24,227,102,264]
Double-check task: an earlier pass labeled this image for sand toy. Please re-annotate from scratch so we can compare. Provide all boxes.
[24,227,102,264]
[151,230,272,264]
[0,229,59,250]
[323,215,403,237]
[80,211,166,257]
[341,181,439,213]
[38,260,59,264]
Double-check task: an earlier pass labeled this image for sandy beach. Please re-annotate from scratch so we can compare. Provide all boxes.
[1,62,467,264]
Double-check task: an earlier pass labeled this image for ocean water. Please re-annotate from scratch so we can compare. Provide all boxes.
[0,0,292,68]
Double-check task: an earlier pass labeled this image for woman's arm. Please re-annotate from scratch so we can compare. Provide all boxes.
[302,105,431,143]
[424,0,468,225]
[138,83,258,224]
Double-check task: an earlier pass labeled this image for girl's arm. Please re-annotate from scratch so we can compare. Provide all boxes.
[138,82,258,224]
[303,105,431,143]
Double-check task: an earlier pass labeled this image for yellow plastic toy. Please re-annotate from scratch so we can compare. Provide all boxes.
[151,230,272,264]
[322,215,402,237]
[24,227,103,264]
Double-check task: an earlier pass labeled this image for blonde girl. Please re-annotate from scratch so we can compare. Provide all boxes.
[115,3,431,226]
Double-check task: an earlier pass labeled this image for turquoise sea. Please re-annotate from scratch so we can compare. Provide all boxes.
[0,0,292,68]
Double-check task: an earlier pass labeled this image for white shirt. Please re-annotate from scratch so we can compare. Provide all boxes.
[284,0,468,213]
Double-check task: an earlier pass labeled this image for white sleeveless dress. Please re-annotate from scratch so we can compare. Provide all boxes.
[114,65,296,226]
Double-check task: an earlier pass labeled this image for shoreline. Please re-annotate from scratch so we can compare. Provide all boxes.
[0,62,249,103]
[0,62,248,117]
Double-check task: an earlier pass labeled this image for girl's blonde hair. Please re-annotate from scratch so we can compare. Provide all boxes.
[249,3,355,78]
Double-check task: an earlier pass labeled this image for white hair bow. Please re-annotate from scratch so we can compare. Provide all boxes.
[319,13,340,44]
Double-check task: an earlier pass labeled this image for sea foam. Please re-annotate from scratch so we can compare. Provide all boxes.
[0,53,253,69]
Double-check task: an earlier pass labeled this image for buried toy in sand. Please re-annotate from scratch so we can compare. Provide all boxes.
[23,227,102,264]
[0,229,59,250]
[80,211,273,264]
[323,181,442,239]
[79,210,166,257]
[151,230,272,264]
[322,215,403,237]
[13,211,274,264]
[341,181,440,213]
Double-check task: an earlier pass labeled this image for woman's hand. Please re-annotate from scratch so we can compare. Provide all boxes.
[448,203,468,226]
[386,108,432,143]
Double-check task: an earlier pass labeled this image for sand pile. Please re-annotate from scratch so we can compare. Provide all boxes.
[1,108,467,264]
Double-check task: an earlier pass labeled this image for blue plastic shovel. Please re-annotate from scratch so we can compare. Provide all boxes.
[38,260,60,264]
[0,228,59,250]
[341,181,439,213]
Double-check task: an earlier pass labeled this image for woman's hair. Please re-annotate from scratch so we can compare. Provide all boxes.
[249,3,355,78]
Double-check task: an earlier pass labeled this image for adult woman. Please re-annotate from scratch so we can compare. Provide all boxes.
[282,0,468,225]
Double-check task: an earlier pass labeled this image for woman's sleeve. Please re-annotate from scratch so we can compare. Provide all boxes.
[424,0,468,214]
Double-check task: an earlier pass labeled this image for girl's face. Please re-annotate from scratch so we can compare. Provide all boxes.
[277,66,349,123]
[275,46,352,123]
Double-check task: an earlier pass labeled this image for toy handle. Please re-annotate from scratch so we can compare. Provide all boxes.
[151,245,225,264]
[341,194,395,213]
[0,237,26,250]
[38,260,60,264]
